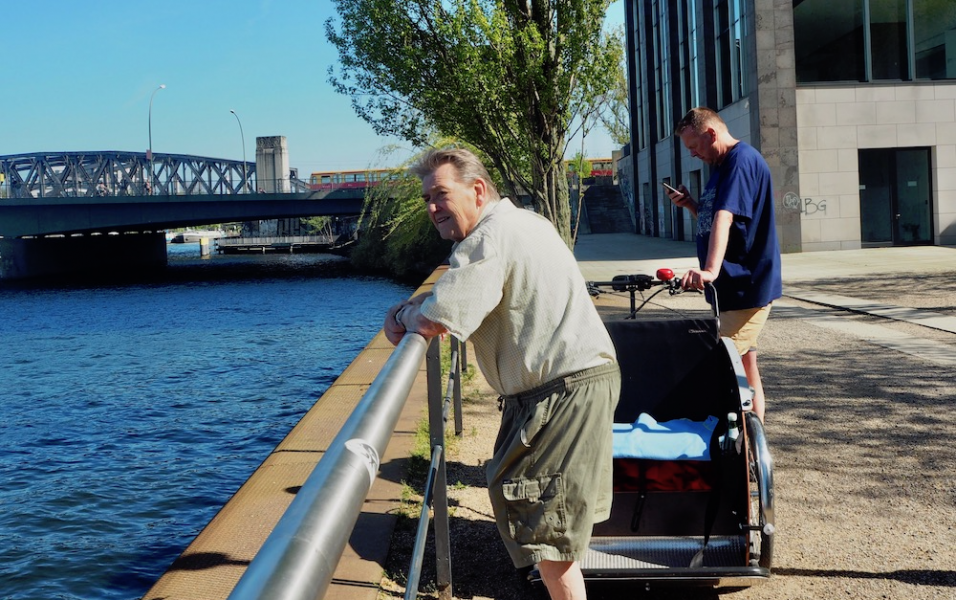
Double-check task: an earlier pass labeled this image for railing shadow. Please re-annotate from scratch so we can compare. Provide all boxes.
[773,567,956,586]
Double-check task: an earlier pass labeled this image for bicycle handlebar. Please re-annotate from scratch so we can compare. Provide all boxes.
[587,268,683,295]
[586,267,720,320]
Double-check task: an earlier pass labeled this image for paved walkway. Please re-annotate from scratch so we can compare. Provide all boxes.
[574,232,956,334]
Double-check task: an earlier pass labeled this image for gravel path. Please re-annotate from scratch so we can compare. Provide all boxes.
[381,271,956,600]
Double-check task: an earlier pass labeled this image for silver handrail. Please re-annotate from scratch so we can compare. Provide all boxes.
[406,343,461,599]
[226,333,429,600]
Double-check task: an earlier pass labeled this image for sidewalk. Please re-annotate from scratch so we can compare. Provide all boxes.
[573,231,956,283]
[574,232,956,334]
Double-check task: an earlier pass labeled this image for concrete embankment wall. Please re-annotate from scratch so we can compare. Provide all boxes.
[142,267,445,600]
[0,232,167,279]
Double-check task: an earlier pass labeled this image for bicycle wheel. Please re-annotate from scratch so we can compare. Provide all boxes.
[745,412,775,569]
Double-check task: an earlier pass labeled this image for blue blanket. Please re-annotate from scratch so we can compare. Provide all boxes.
[612,413,719,461]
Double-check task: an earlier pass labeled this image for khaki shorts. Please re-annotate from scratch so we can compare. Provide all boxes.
[486,362,621,568]
[719,304,772,356]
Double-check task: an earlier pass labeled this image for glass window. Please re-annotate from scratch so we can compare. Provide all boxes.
[660,1,672,139]
[689,0,699,109]
[914,0,956,79]
[870,0,909,80]
[733,0,746,98]
[795,0,865,82]
[716,0,732,106]
[714,0,745,106]
[633,0,648,150]
[652,0,663,140]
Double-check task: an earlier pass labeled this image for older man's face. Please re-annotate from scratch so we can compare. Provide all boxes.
[421,163,484,242]
[680,127,720,166]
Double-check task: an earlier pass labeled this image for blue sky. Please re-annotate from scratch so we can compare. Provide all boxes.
[0,1,625,178]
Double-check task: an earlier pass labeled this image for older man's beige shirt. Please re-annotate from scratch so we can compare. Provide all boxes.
[419,199,616,396]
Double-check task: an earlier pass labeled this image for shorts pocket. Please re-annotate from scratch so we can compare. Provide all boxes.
[501,473,567,545]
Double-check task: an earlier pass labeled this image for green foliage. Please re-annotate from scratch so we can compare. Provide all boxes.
[568,152,593,179]
[326,0,620,247]
[300,216,333,234]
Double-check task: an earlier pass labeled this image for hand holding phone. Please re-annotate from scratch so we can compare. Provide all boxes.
[661,181,682,196]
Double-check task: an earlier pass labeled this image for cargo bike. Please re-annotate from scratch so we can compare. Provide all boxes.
[533,268,775,592]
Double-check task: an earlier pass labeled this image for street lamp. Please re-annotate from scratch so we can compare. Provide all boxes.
[230,109,247,193]
[148,84,166,194]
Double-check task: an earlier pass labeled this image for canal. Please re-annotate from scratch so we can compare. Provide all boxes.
[0,244,415,600]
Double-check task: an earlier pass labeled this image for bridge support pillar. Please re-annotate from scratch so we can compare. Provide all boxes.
[0,232,167,280]
[256,136,290,193]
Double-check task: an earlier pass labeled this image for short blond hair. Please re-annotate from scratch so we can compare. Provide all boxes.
[675,107,726,136]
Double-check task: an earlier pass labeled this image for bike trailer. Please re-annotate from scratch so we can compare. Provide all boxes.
[533,312,775,591]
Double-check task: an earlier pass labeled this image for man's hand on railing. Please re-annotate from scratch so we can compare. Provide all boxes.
[384,293,447,345]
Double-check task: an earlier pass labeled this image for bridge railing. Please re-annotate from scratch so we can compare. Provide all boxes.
[0,152,327,199]
[0,178,317,199]
[225,332,465,600]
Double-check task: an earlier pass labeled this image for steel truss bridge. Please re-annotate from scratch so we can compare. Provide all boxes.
[0,151,365,278]
[0,151,363,239]
[0,151,311,198]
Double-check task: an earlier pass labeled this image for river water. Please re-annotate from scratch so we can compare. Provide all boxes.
[0,244,414,600]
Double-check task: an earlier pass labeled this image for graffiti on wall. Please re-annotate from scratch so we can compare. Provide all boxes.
[783,191,827,216]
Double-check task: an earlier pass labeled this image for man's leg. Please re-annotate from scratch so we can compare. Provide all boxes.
[538,560,587,600]
[741,350,765,422]
[720,305,771,422]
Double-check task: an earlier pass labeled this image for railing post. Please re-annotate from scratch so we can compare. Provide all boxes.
[426,337,453,599]
[450,338,463,436]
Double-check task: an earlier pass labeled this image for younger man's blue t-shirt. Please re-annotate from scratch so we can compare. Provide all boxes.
[695,141,782,311]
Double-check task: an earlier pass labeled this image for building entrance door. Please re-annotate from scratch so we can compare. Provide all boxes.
[859,148,933,246]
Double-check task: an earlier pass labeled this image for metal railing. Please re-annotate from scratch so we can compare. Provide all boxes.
[406,336,465,600]
[226,333,466,600]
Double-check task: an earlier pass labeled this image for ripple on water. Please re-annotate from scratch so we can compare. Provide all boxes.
[0,251,415,600]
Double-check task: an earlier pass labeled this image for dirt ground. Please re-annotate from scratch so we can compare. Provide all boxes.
[380,272,956,600]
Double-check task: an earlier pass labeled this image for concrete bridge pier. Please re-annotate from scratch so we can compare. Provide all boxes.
[0,232,167,280]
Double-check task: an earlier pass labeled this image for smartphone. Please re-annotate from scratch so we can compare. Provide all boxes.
[661,181,681,195]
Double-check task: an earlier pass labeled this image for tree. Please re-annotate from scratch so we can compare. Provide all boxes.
[596,25,630,147]
[326,0,621,246]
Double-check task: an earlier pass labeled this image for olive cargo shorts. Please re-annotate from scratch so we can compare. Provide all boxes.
[486,362,621,568]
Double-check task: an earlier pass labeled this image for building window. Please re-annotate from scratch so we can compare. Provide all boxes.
[677,0,698,117]
[795,0,865,82]
[795,0,956,83]
[914,0,956,79]
[688,0,700,110]
[715,0,746,107]
[654,0,672,140]
[632,0,648,150]
[870,0,909,80]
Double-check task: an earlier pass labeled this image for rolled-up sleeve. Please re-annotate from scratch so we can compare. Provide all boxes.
[419,230,504,342]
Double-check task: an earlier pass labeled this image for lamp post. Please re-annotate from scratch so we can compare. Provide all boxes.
[230,109,247,193]
[148,84,166,194]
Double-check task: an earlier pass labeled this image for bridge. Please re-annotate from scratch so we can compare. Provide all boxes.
[0,144,367,279]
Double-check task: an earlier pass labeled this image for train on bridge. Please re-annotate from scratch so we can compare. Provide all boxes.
[306,157,615,192]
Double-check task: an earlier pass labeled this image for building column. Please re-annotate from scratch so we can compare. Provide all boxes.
[752,0,802,252]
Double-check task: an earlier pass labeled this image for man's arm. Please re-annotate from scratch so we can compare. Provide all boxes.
[682,209,733,290]
[384,292,448,346]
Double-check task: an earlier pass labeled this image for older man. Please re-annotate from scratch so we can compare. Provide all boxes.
[384,148,619,600]
[665,107,782,422]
